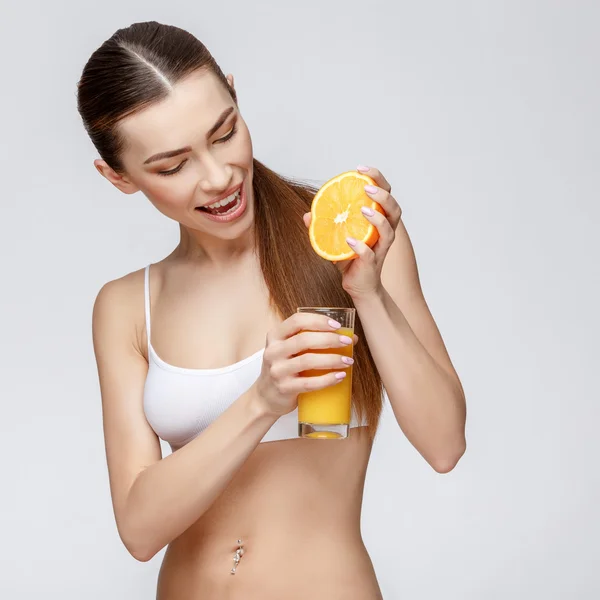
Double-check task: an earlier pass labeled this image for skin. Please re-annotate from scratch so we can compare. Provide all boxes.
[92,69,466,599]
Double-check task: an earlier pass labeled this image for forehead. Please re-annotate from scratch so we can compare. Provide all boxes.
[119,70,232,156]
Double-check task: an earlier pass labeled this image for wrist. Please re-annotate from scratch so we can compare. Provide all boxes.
[245,384,280,423]
[349,284,386,310]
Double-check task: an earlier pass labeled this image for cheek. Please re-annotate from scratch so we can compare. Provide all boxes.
[144,178,194,213]
[235,145,253,170]
[236,123,254,165]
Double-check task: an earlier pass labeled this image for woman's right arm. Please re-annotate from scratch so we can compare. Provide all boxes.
[92,276,350,562]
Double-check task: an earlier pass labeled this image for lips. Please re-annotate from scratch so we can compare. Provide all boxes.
[196,183,243,211]
[198,191,240,215]
[195,180,248,224]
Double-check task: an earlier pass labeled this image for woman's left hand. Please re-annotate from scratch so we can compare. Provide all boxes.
[303,166,403,300]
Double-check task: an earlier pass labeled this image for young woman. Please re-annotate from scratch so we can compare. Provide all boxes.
[79,21,466,600]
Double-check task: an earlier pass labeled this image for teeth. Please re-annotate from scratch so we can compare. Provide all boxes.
[220,196,241,214]
[206,189,240,209]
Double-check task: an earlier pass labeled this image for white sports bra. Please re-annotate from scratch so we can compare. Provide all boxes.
[142,265,365,450]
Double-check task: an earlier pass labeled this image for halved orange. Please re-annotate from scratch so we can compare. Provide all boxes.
[309,171,385,261]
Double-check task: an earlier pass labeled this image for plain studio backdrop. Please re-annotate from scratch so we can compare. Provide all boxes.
[1,1,598,598]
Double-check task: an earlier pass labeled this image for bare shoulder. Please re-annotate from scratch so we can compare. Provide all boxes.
[92,267,148,356]
[94,267,146,314]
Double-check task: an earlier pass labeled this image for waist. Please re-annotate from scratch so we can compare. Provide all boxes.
[158,527,380,600]
[171,499,364,554]
[158,433,377,598]
[169,466,366,561]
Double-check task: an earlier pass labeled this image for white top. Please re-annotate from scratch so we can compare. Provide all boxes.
[142,265,365,450]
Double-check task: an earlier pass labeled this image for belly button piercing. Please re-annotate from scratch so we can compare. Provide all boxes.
[230,539,245,574]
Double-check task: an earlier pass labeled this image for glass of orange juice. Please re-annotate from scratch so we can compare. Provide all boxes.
[296,307,355,440]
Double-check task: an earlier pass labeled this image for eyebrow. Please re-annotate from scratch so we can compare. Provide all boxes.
[143,106,236,165]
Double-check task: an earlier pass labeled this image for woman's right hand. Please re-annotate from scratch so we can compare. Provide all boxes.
[254,312,356,417]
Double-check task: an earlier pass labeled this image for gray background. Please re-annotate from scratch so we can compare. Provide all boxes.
[1,0,598,597]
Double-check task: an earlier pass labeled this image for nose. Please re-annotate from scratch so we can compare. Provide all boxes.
[198,154,234,195]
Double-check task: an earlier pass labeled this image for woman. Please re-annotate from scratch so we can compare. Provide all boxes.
[80,21,466,599]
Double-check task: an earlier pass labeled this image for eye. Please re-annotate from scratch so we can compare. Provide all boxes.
[157,160,187,177]
[216,124,238,144]
[156,124,239,177]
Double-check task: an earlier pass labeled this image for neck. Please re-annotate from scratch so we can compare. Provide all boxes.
[173,223,256,267]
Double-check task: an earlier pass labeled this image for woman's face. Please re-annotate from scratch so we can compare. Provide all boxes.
[101,70,255,241]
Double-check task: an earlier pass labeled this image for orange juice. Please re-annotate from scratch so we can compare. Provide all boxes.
[297,327,353,438]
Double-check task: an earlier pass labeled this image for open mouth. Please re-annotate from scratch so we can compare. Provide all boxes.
[196,189,241,216]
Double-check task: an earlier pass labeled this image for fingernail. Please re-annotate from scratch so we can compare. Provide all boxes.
[364,185,378,194]
[346,237,357,247]
[341,356,354,365]
[328,319,342,329]
[361,206,374,216]
[356,165,370,172]
[335,371,347,380]
[340,335,353,344]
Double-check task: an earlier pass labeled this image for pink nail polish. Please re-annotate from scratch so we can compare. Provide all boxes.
[339,335,353,344]
[328,319,342,329]
[341,356,354,365]
[335,372,347,380]
[364,185,378,194]
[346,237,357,247]
[361,206,374,216]
[356,165,370,172]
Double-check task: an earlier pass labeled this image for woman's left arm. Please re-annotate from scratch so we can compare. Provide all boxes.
[305,166,466,472]
[354,223,466,474]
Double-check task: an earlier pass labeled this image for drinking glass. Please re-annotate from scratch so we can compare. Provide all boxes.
[296,307,355,439]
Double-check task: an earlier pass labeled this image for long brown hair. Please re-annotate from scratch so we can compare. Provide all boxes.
[77,21,383,434]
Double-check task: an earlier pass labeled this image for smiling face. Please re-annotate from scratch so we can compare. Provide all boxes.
[96,69,255,241]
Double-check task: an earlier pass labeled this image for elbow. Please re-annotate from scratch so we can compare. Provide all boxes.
[119,525,159,563]
[129,545,156,563]
[124,539,158,563]
[431,458,459,474]
[431,389,467,474]
[430,438,466,474]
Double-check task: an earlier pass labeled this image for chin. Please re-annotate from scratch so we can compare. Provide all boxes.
[211,214,254,241]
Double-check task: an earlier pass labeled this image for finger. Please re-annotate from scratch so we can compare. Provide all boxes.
[364,185,402,230]
[346,236,376,265]
[269,312,341,343]
[282,330,353,357]
[356,165,391,193]
[280,351,353,377]
[332,256,355,273]
[303,212,311,228]
[360,205,395,257]
[353,333,359,346]
[291,370,348,394]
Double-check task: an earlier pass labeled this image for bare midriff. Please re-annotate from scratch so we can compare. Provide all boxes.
[156,427,383,600]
